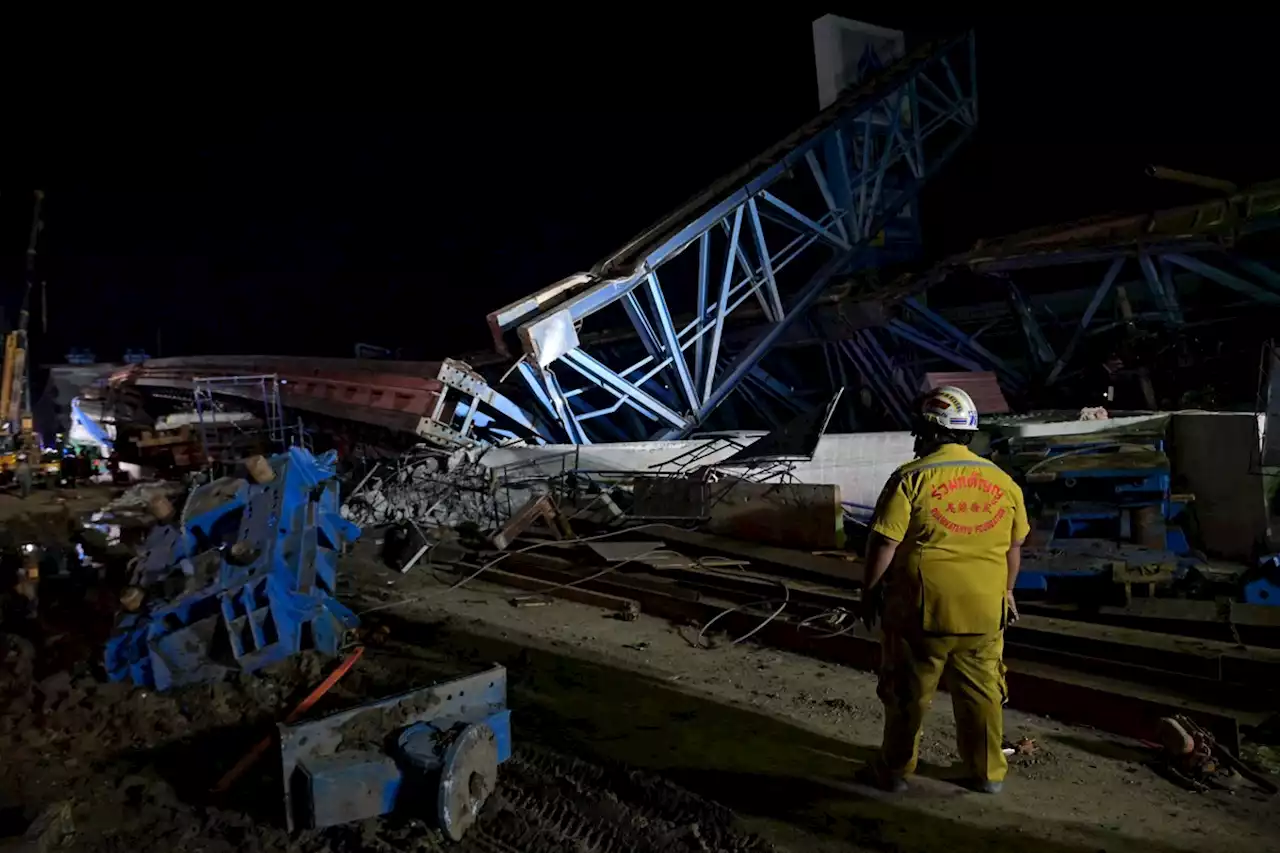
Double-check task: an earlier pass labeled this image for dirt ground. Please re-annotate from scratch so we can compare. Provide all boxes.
[1,484,1277,852]
[348,541,1280,853]
[0,629,773,853]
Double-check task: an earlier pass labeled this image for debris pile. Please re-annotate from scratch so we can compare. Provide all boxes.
[99,480,184,514]
[341,446,539,532]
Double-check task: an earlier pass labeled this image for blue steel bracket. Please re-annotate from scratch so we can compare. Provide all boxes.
[488,31,978,442]
[278,665,511,832]
[103,447,362,690]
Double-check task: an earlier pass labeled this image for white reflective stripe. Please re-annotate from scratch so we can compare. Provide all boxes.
[905,459,998,473]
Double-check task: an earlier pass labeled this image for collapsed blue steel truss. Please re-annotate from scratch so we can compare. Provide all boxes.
[488,32,978,443]
[907,180,1280,407]
[804,179,1280,425]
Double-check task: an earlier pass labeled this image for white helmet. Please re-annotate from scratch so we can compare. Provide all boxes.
[918,385,979,431]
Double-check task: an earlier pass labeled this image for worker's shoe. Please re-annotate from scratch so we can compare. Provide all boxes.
[960,778,1003,794]
[855,765,909,793]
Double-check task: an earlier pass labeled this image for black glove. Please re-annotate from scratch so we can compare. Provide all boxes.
[862,584,885,631]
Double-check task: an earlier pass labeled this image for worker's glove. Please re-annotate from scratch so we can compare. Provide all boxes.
[861,584,885,631]
[1005,590,1020,625]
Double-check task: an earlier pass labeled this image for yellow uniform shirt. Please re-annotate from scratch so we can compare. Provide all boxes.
[871,443,1030,635]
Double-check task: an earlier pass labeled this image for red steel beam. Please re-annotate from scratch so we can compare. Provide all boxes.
[108,355,450,434]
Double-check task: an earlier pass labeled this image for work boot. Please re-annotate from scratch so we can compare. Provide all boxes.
[855,765,909,793]
[960,778,1003,794]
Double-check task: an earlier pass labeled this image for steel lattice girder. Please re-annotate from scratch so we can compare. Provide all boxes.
[834,178,1280,404]
[487,32,978,443]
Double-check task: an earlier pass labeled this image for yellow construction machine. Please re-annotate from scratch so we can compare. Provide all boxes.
[0,191,44,479]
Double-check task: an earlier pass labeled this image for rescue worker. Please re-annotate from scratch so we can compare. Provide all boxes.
[15,451,32,499]
[58,445,76,489]
[860,386,1028,794]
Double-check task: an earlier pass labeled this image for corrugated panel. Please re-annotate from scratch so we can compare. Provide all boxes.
[922,371,1010,414]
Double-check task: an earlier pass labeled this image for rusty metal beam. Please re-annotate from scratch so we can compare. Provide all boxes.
[108,355,449,435]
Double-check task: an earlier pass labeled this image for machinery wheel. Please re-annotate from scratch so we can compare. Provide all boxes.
[437,722,499,842]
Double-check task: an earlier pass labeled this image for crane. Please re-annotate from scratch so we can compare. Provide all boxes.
[1,190,45,459]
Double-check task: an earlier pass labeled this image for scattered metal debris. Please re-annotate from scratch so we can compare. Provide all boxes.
[1154,715,1278,794]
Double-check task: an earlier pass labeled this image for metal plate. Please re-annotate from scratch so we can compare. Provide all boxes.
[438,723,498,842]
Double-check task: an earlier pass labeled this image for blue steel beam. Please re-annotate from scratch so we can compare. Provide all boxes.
[902,298,1023,389]
[1044,257,1125,386]
[1138,253,1183,323]
[1006,280,1056,365]
[1235,258,1280,292]
[1162,253,1280,305]
[490,31,978,442]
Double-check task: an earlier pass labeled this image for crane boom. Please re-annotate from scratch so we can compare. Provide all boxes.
[2,190,45,451]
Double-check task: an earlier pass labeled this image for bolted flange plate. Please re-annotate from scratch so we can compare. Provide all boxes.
[437,722,499,842]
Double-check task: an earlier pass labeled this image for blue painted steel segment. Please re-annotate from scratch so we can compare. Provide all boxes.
[496,33,976,440]
[903,298,1022,387]
[279,666,511,832]
[759,189,850,250]
[1138,253,1183,323]
[747,197,786,320]
[645,271,700,409]
[671,131,974,439]
[1163,253,1280,305]
[516,35,971,328]
[562,348,688,428]
[1156,257,1183,321]
[103,447,360,690]
[1006,280,1056,364]
[1234,258,1280,291]
[1046,256,1126,386]
[886,318,984,372]
[701,206,745,403]
[694,232,711,392]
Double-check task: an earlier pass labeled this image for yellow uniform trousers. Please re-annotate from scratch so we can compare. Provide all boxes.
[876,629,1008,783]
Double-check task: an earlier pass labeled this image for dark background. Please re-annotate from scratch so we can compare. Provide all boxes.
[1,12,1271,366]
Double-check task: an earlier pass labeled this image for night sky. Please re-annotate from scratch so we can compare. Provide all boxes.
[2,13,1271,369]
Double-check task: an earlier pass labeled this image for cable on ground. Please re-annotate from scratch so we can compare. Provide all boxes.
[692,581,790,649]
[357,522,670,616]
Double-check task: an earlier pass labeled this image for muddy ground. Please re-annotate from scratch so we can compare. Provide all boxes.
[0,485,1277,852]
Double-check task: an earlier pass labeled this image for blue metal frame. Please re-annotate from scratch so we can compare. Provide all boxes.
[279,665,511,832]
[104,447,360,690]
[1022,251,1280,387]
[487,32,978,442]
